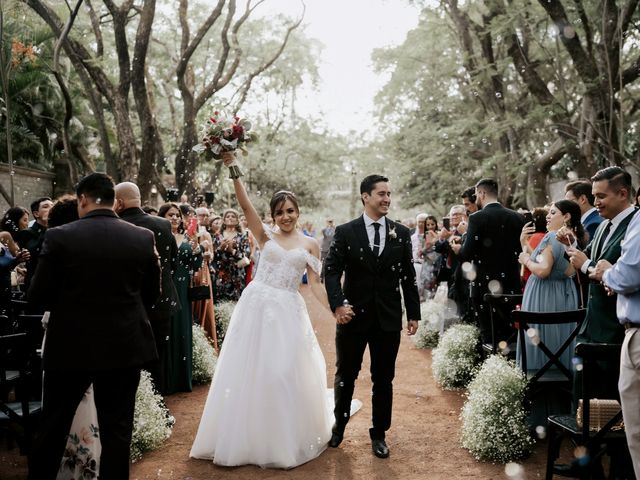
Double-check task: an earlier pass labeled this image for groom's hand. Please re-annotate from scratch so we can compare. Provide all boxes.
[406,320,419,336]
[335,305,354,324]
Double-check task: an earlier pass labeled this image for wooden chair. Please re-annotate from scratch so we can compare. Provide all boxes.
[513,309,586,385]
[0,333,42,454]
[545,343,629,479]
[481,293,523,357]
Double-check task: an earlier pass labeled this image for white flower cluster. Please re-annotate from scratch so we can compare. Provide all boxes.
[413,300,448,349]
[431,324,480,389]
[193,324,218,384]
[215,300,236,346]
[130,370,174,462]
[461,355,534,463]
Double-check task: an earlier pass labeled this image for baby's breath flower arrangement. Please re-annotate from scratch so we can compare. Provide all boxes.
[130,370,174,462]
[461,355,534,462]
[431,324,481,389]
[215,300,236,347]
[412,300,448,349]
[192,324,218,384]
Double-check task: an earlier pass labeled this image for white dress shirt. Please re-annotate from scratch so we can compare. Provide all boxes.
[581,207,597,224]
[603,210,640,324]
[363,213,386,256]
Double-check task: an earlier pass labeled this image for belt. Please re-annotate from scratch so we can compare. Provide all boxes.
[624,322,640,330]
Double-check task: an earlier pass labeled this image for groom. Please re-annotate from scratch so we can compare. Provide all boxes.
[324,174,421,458]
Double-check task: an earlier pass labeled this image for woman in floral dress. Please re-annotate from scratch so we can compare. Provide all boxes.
[212,208,250,302]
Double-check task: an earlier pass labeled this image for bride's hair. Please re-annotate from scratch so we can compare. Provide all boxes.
[270,190,299,219]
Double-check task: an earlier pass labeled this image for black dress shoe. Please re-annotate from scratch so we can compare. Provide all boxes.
[372,438,389,458]
[329,430,343,448]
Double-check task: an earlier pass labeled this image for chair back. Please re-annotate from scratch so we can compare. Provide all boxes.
[513,309,585,383]
[482,293,523,354]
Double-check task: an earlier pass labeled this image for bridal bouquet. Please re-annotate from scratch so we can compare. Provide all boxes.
[192,111,255,178]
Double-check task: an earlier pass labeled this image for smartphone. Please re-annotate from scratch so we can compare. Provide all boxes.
[187,217,198,237]
[442,217,450,230]
[523,211,533,224]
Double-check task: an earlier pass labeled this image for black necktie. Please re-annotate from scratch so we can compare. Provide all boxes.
[595,221,612,258]
[372,222,381,257]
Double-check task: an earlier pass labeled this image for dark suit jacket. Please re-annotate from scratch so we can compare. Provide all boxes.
[458,203,524,299]
[28,209,161,371]
[582,209,604,242]
[15,222,46,290]
[119,207,179,314]
[578,208,638,344]
[324,216,421,332]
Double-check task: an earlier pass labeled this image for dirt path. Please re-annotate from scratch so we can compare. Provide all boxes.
[129,286,548,480]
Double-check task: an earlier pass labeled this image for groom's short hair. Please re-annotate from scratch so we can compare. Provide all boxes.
[76,173,115,205]
[360,174,388,195]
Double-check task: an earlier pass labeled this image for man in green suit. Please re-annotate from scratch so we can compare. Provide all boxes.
[566,167,637,345]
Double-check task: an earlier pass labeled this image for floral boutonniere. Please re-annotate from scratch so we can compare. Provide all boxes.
[388,224,397,239]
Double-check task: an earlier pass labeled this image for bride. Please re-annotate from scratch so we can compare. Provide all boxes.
[190,151,333,468]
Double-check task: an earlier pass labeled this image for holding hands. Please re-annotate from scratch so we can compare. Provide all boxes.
[335,301,355,325]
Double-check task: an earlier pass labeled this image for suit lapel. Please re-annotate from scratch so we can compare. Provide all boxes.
[353,216,377,268]
[599,209,638,259]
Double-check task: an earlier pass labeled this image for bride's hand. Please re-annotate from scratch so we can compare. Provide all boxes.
[221,150,236,167]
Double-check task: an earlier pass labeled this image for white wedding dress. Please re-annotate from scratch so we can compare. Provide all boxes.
[190,236,335,468]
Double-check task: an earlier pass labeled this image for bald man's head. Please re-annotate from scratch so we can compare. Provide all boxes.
[114,182,142,213]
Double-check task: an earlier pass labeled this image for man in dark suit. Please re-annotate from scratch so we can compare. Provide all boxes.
[16,196,53,292]
[27,173,160,479]
[324,174,421,459]
[565,179,603,241]
[458,178,524,345]
[566,167,637,346]
[115,181,179,395]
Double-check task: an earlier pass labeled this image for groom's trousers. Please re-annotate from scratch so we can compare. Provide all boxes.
[333,321,401,440]
[28,366,141,480]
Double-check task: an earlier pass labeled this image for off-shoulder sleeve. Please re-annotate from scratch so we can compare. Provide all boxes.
[305,252,322,275]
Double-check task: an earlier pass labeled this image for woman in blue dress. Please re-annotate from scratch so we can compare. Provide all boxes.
[517,199,587,373]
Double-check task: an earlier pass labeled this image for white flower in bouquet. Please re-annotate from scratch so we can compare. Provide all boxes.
[432,324,481,389]
[193,324,218,384]
[461,355,534,462]
[130,371,174,462]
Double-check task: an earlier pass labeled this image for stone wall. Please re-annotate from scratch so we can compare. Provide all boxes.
[0,164,55,215]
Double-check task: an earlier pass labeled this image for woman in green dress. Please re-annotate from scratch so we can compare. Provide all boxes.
[159,202,203,394]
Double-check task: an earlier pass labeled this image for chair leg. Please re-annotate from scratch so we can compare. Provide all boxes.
[546,423,561,480]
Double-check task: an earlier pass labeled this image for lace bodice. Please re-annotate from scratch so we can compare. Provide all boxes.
[253,239,321,292]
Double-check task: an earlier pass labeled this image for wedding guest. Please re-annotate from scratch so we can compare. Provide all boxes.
[27,173,160,479]
[411,213,428,299]
[212,208,250,302]
[16,196,53,291]
[590,211,640,478]
[565,179,603,241]
[0,230,28,316]
[517,200,585,373]
[458,179,524,344]
[115,184,180,394]
[437,205,468,316]
[420,215,441,297]
[521,207,549,285]
[1,206,30,241]
[209,215,222,236]
[142,205,159,216]
[240,213,257,284]
[461,187,478,216]
[320,219,335,282]
[193,207,218,348]
[159,202,203,394]
[558,168,638,405]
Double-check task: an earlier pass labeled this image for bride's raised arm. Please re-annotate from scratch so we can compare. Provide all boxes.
[221,151,269,247]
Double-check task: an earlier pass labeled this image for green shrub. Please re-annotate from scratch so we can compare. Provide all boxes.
[215,300,236,347]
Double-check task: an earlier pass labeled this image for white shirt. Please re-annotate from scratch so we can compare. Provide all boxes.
[581,205,637,273]
[363,213,386,256]
[603,211,640,324]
